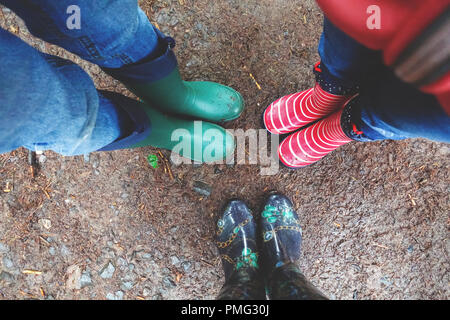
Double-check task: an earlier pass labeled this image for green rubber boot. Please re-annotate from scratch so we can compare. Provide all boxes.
[130,69,244,122]
[99,92,235,163]
[103,28,244,123]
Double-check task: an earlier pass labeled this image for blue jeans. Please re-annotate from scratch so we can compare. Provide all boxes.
[319,18,450,143]
[0,0,159,156]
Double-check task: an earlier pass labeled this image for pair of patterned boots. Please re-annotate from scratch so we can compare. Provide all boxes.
[216,193,326,300]
[263,62,362,168]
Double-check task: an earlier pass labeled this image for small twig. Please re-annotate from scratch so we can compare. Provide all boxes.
[158,151,174,180]
[200,259,215,267]
[372,242,389,250]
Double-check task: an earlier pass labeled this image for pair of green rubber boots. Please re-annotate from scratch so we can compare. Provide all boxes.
[101,31,243,163]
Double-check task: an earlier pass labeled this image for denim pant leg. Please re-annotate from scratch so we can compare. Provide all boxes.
[0,0,159,68]
[318,18,383,88]
[345,70,450,143]
[267,263,327,300]
[0,28,124,156]
[319,18,450,142]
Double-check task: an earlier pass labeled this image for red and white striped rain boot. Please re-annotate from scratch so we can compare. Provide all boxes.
[278,107,357,168]
[263,62,355,135]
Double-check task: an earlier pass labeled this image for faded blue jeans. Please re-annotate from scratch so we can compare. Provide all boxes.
[319,18,450,143]
[0,0,159,155]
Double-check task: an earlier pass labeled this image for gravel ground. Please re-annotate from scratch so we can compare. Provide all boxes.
[0,0,449,300]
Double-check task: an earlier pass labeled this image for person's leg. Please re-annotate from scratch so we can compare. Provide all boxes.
[343,68,450,143]
[318,18,383,88]
[260,193,327,300]
[0,28,134,156]
[277,73,450,169]
[320,17,449,143]
[0,0,159,68]
[263,18,381,135]
[267,263,327,300]
[274,18,450,168]
[0,28,235,161]
[216,200,266,300]
[0,0,244,122]
[217,268,265,300]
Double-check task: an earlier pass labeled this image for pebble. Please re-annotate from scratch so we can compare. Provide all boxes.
[351,264,361,272]
[380,276,392,287]
[0,242,9,253]
[106,291,124,300]
[154,250,163,260]
[195,22,203,30]
[142,253,152,260]
[181,261,192,272]
[162,276,176,289]
[39,218,52,230]
[117,257,128,270]
[2,257,14,270]
[49,247,56,256]
[60,245,71,257]
[153,293,164,300]
[192,181,212,197]
[80,272,93,288]
[120,281,134,291]
[38,155,47,164]
[66,265,82,290]
[99,262,115,279]
[169,17,179,26]
[142,287,152,297]
[438,145,449,156]
[170,256,180,265]
[0,271,14,283]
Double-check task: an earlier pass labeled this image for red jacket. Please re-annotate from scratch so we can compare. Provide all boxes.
[316,0,450,114]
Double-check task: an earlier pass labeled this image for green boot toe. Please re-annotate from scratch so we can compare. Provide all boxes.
[99,92,235,163]
[131,69,245,123]
[134,104,236,163]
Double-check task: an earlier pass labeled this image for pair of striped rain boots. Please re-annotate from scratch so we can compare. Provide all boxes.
[263,62,362,168]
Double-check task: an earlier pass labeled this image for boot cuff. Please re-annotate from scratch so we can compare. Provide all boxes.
[102,26,178,84]
[314,62,360,96]
[98,92,151,151]
[341,96,372,142]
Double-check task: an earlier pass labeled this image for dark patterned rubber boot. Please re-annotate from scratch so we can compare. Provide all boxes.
[260,194,302,271]
[260,193,328,300]
[216,200,265,300]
